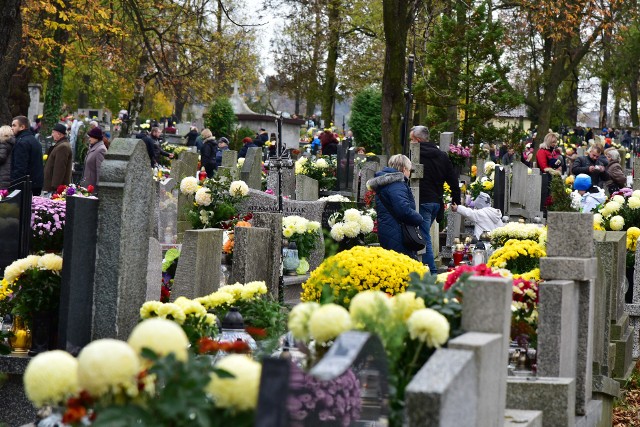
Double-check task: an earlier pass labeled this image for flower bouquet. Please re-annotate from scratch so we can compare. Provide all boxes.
[295,156,337,191]
[31,196,66,253]
[301,246,428,306]
[489,223,547,248]
[596,189,640,231]
[51,184,96,200]
[282,215,322,259]
[448,145,471,167]
[23,319,261,426]
[180,173,249,229]
[468,177,494,199]
[289,290,451,427]
[328,207,376,249]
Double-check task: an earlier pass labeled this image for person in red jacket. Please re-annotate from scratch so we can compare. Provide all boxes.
[536,132,561,174]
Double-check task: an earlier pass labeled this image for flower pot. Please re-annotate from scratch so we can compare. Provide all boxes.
[29,311,58,356]
[9,316,32,353]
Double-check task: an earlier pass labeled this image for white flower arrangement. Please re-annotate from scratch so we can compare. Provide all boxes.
[328,208,375,242]
[128,318,190,362]
[406,308,450,348]
[194,187,212,206]
[180,176,199,195]
[77,339,141,397]
[24,350,79,407]
[490,222,546,247]
[318,194,351,202]
[229,180,249,197]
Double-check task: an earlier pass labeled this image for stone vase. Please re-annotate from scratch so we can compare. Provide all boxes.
[29,310,58,356]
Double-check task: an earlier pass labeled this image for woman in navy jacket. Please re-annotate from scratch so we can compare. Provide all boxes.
[367,154,424,259]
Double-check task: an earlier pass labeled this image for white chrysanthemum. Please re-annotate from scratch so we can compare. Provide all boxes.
[24,350,79,407]
[38,253,63,271]
[610,215,625,231]
[229,180,249,197]
[77,339,140,397]
[288,302,320,341]
[349,291,391,327]
[315,158,329,169]
[128,318,189,362]
[328,212,339,227]
[605,201,621,214]
[318,195,350,202]
[342,221,361,238]
[407,308,450,348]
[4,255,41,283]
[283,225,295,238]
[180,176,199,195]
[140,301,163,319]
[308,303,352,343]
[629,197,640,210]
[237,158,245,167]
[633,190,640,199]
[593,213,603,226]
[208,355,262,411]
[484,161,496,175]
[343,208,361,222]
[330,222,346,241]
[612,195,626,204]
[194,187,213,206]
[391,292,426,322]
[358,215,375,234]
[307,221,321,232]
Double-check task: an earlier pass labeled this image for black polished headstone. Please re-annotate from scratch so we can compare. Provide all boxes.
[58,196,99,354]
[493,167,505,214]
[0,190,23,273]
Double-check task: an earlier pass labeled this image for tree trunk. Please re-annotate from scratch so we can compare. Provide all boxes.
[382,0,414,156]
[42,15,70,136]
[599,30,611,129]
[321,0,340,126]
[304,0,322,119]
[123,52,153,136]
[567,70,579,126]
[0,0,22,124]
[630,73,639,127]
[613,92,621,128]
[174,97,186,123]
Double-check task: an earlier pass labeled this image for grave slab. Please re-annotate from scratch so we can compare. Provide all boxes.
[172,229,223,300]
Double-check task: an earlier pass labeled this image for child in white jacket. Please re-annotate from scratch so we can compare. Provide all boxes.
[451,192,503,239]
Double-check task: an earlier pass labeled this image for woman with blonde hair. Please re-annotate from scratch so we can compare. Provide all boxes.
[536,132,561,173]
[200,128,218,177]
[366,154,424,258]
[0,125,15,188]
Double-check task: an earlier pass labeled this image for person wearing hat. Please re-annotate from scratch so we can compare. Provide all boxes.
[451,192,503,239]
[199,129,218,177]
[83,126,108,188]
[43,123,72,193]
[238,136,257,158]
[572,173,605,213]
[216,137,230,165]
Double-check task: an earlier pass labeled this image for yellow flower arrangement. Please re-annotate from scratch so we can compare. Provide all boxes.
[301,246,428,306]
[207,355,262,412]
[627,227,640,252]
[487,239,546,274]
[513,268,540,282]
[24,350,79,407]
[128,318,189,362]
[490,223,546,248]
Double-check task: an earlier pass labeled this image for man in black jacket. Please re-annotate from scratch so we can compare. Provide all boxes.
[10,116,44,195]
[141,127,173,167]
[411,126,461,274]
[571,144,608,187]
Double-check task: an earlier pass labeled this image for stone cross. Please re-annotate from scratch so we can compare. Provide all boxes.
[92,138,153,340]
[267,167,295,198]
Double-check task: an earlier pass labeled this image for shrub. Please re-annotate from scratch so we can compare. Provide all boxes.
[349,87,382,153]
[204,98,237,139]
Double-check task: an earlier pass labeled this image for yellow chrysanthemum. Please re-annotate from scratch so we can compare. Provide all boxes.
[77,339,140,397]
[128,318,189,362]
[24,350,79,407]
[140,301,163,319]
[288,302,320,341]
[407,308,450,348]
[308,303,352,344]
[487,239,546,274]
[207,355,262,411]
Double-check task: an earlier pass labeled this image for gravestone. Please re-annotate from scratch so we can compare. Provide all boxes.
[476,158,486,179]
[241,147,263,190]
[627,244,640,359]
[267,167,296,198]
[58,196,99,354]
[238,189,326,270]
[157,178,178,244]
[507,377,576,427]
[634,162,640,190]
[255,331,389,427]
[493,166,506,214]
[220,150,239,179]
[359,161,379,201]
[440,132,454,153]
[92,138,154,340]
[539,212,597,416]
[0,187,29,273]
[145,237,163,301]
[440,210,463,259]
[252,212,283,296]
[230,226,273,287]
[508,162,543,219]
[295,175,319,201]
[336,142,348,191]
[172,229,223,299]
[406,348,478,426]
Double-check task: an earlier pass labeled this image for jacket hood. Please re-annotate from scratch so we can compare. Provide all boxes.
[367,168,405,192]
[0,136,14,144]
[203,136,217,143]
[419,141,442,158]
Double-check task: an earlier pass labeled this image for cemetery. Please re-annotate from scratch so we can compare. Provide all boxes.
[1,127,640,427]
[4,0,640,424]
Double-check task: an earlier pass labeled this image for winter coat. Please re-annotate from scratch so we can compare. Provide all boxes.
[605,159,626,191]
[184,129,199,147]
[43,138,73,191]
[238,142,258,158]
[11,128,44,190]
[455,205,503,239]
[536,147,560,171]
[83,140,107,187]
[0,136,15,188]
[216,146,229,165]
[417,142,461,205]
[200,137,218,168]
[572,155,608,186]
[320,131,338,151]
[367,167,424,257]
[578,186,606,213]
[139,133,156,167]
